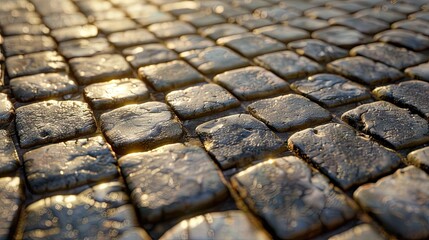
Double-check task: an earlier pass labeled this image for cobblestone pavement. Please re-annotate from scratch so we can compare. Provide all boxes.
[1,0,429,239]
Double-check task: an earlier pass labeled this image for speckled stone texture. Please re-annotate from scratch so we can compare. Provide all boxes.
[119,143,227,222]
[3,35,56,56]
[0,93,13,124]
[312,26,372,48]
[232,156,356,239]
[196,114,284,169]
[288,123,401,189]
[354,166,429,239]
[288,39,348,63]
[0,176,23,240]
[0,130,19,175]
[15,100,97,148]
[59,37,115,59]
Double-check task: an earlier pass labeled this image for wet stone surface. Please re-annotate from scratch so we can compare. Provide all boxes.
[255,50,323,79]
[160,211,271,240]
[148,21,196,39]
[15,100,97,148]
[342,101,429,149]
[139,60,204,92]
[200,23,249,40]
[84,78,149,110]
[214,66,289,100]
[0,93,14,124]
[3,35,57,57]
[248,94,331,132]
[0,130,19,175]
[180,11,225,28]
[166,84,240,119]
[6,51,68,79]
[232,156,356,239]
[123,44,179,69]
[165,35,215,53]
[327,57,403,86]
[312,26,372,48]
[24,136,118,193]
[181,46,249,75]
[329,224,386,240]
[291,74,371,108]
[107,29,158,48]
[354,166,429,240]
[17,182,148,240]
[100,102,183,154]
[351,43,427,69]
[70,54,132,85]
[59,37,115,59]
[0,176,22,240]
[196,114,284,169]
[119,143,227,223]
[10,72,78,102]
[375,29,429,51]
[51,25,98,42]
[405,62,429,82]
[373,80,429,119]
[329,16,389,35]
[217,33,286,58]
[253,25,310,43]
[288,123,401,189]
[288,39,348,63]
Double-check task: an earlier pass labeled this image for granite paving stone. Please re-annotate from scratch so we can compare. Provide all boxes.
[248,94,331,132]
[288,123,401,189]
[407,146,429,171]
[51,24,98,42]
[15,100,97,148]
[410,11,429,21]
[165,84,240,119]
[325,2,368,12]
[254,6,301,22]
[232,156,356,239]
[123,44,179,69]
[199,23,248,40]
[6,51,68,79]
[374,29,429,51]
[354,166,429,239]
[305,7,348,20]
[235,14,274,30]
[329,224,386,240]
[59,37,115,59]
[0,176,22,240]
[288,39,348,63]
[373,80,429,119]
[70,54,132,85]
[148,21,196,39]
[23,136,118,193]
[255,50,323,79]
[392,19,429,37]
[10,72,78,102]
[180,11,225,28]
[16,182,149,240]
[196,114,284,169]
[138,60,204,92]
[327,57,404,86]
[165,35,215,53]
[312,26,372,48]
[0,130,19,175]
[292,74,371,108]
[100,102,183,153]
[181,46,249,75]
[3,35,56,57]
[160,211,271,240]
[84,78,149,110]
[405,62,429,82]
[95,19,138,35]
[253,25,310,43]
[342,101,429,149]
[107,29,158,48]
[378,2,419,14]
[350,43,427,69]
[214,66,289,100]
[329,16,389,35]
[354,8,406,23]
[119,143,227,222]
[43,12,88,30]
[287,17,329,32]
[1,23,50,36]
[0,93,14,124]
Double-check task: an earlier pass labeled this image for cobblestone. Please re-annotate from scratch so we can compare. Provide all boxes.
[165,35,215,53]
[3,35,56,57]
[288,39,348,63]
[0,176,22,240]
[375,29,429,51]
[405,62,429,82]
[408,146,429,171]
[354,8,406,23]
[0,93,14,124]
[253,25,309,43]
[329,224,386,240]
[0,130,19,175]
[287,17,329,32]
[107,29,158,49]
[43,12,87,30]
[124,44,179,69]
[148,21,196,39]
[6,51,68,78]
[50,24,98,42]
[59,37,115,59]
[312,26,372,48]
[329,16,389,35]
[1,23,49,36]
[392,19,429,37]
[199,23,248,40]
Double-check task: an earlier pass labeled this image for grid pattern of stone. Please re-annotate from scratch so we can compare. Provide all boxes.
[1,0,429,239]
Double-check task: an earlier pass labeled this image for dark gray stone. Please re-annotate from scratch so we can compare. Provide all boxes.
[119,143,227,222]
[43,12,88,30]
[354,8,406,23]
[16,182,149,240]
[214,66,289,100]
[123,44,179,69]
[327,57,403,86]
[378,2,419,14]
[392,19,429,37]
[180,11,225,28]
[3,35,56,57]
[288,17,329,32]
[408,146,429,171]
[288,123,401,189]
[329,224,386,240]
[354,166,429,239]
[6,51,68,79]
[405,62,429,82]
[305,7,348,20]
[84,78,149,109]
[165,35,215,53]
[108,29,158,48]
[255,6,300,22]
[232,156,356,239]
[196,114,284,169]
[70,54,132,85]
[255,50,323,79]
[0,130,19,175]
[10,72,78,102]
[350,43,427,69]
[51,25,98,42]
[59,37,115,59]
[291,74,371,108]
[24,136,117,193]
[148,21,196,39]
[181,46,249,75]
[253,25,309,43]
[100,102,183,153]
[312,26,372,48]
[15,100,97,148]
[95,19,138,35]
[1,23,50,36]
[200,23,248,40]
[0,176,22,240]
[233,0,271,11]
[288,39,348,63]
[342,101,429,149]
[235,14,274,30]
[329,16,389,35]
[0,93,13,124]
[325,2,368,12]
[160,211,271,240]
[165,84,240,119]
[375,29,429,51]
[248,94,331,132]
[410,11,429,21]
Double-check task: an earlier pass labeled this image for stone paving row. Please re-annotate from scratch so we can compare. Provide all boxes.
[1,0,429,239]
